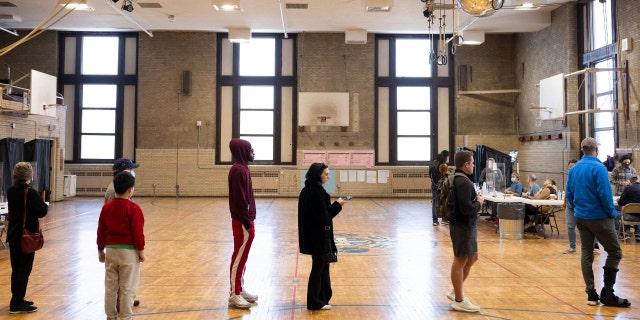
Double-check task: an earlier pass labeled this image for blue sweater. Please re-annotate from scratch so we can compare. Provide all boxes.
[566,155,616,220]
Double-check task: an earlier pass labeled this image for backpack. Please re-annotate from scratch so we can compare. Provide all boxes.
[436,172,467,221]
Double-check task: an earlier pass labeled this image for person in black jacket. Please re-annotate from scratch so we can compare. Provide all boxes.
[447,151,483,313]
[298,163,346,310]
[6,162,48,314]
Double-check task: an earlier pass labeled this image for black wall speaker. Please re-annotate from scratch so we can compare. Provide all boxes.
[458,65,468,91]
[181,70,192,96]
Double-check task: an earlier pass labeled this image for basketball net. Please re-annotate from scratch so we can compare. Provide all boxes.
[317,115,331,131]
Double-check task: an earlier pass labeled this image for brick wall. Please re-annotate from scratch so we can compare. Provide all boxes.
[0,31,65,202]
[4,2,640,200]
[616,0,640,150]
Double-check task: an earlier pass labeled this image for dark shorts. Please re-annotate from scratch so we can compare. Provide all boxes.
[449,224,478,258]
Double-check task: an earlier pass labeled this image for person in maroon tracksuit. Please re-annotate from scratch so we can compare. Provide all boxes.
[227,138,258,309]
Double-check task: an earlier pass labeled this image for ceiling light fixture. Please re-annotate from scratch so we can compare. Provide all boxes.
[514,2,540,10]
[461,30,484,45]
[58,0,95,11]
[364,0,393,12]
[228,27,251,43]
[212,0,242,11]
[121,0,134,12]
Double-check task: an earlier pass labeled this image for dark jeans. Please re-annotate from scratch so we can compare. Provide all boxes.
[431,183,439,223]
[576,217,622,292]
[307,253,332,310]
[9,239,35,307]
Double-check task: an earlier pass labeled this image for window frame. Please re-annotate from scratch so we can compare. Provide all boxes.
[578,0,618,159]
[59,32,138,164]
[215,33,297,165]
[375,34,455,166]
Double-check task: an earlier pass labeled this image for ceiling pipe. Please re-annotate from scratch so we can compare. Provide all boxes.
[0,26,18,36]
[278,0,288,38]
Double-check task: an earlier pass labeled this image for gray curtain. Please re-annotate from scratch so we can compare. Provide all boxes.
[0,138,25,199]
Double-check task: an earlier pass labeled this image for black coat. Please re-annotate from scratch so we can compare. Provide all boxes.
[7,182,48,244]
[298,181,342,255]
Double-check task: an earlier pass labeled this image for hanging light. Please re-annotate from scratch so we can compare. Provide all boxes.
[456,0,503,17]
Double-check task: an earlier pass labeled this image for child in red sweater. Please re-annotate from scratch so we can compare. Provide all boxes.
[97,172,145,320]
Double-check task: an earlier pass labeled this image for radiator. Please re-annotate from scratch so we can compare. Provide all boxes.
[69,170,113,196]
[251,171,279,194]
[391,172,431,195]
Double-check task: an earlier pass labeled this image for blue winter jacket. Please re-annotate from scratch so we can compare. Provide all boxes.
[566,155,616,220]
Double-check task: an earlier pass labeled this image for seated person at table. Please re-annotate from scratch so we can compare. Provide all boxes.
[524,179,558,232]
[504,173,523,196]
[616,175,640,241]
[523,174,541,198]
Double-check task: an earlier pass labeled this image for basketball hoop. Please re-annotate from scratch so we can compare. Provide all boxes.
[317,115,331,131]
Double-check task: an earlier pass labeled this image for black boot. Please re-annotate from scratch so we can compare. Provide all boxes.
[599,267,631,307]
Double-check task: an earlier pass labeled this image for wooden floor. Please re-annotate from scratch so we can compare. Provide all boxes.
[1,197,639,320]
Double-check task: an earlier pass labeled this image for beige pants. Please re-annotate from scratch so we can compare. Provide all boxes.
[105,248,140,320]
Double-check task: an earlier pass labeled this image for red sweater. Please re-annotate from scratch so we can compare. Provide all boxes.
[97,198,145,251]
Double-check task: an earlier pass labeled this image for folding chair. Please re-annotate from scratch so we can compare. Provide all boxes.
[534,205,561,239]
[542,206,562,236]
[619,203,640,244]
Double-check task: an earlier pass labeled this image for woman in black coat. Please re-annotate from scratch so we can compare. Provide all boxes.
[6,162,48,313]
[298,163,346,310]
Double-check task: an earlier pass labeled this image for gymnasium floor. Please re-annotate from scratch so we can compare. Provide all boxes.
[0,196,638,319]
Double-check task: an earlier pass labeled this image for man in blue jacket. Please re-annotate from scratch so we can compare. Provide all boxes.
[566,137,630,308]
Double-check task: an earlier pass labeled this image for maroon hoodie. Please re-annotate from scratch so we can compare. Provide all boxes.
[228,139,256,229]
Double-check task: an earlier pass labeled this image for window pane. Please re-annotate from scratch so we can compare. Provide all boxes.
[596,94,613,111]
[240,136,273,161]
[595,60,613,95]
[239,38,275,76]
[241,86,274,110]
[595,111,614,129]
[240,111,273,134]
[398,112,430,135]
[397,86,430,110]
[81,135,115,159]
[595,131,614,162]
[396,39,430,77]
[397,137,430,161]
[82,37,119,75]
[82,110,116,133]
[83,84,117,108]
[591,1,613,49]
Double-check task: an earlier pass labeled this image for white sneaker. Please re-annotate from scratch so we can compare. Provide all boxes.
[451,297,480,313]
[240,290,258,303]
[446,290,456,301]
[228,294,251,309]
[320,305,332,310]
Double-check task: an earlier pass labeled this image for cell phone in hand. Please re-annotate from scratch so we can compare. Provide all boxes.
[342,195,352,200]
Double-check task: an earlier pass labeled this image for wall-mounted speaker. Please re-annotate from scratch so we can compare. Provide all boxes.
[181,70,192,96]
[458,65,469,91]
